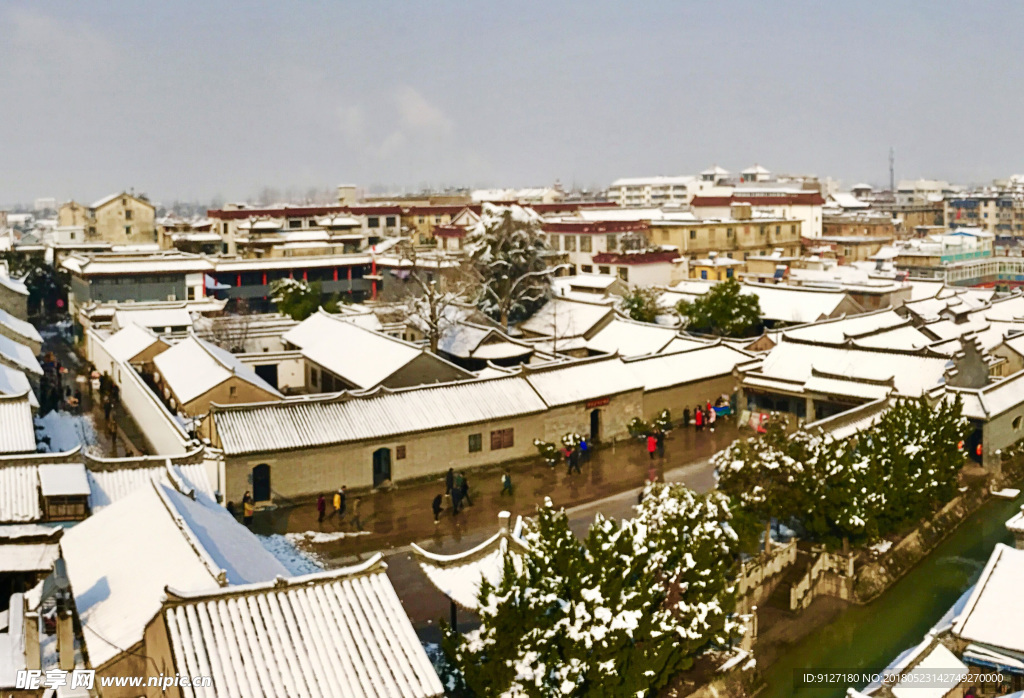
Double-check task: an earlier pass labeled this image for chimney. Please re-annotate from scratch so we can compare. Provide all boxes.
[24,607,40,672]
[58,609,75,671]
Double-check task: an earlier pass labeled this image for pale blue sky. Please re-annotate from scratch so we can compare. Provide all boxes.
[2,1,1023,204]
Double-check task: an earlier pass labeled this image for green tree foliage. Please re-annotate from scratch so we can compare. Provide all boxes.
[2,255,69,319]
[620,286,661,323]
[269,278,336,320]
[676,278,761,337]
[715,397,969,549]
[445,492,740,697]
[465,204,553,327]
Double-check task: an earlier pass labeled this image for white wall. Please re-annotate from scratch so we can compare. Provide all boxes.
[117,360,191,455]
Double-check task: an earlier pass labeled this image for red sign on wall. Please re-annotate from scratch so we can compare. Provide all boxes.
[586,397,611,409]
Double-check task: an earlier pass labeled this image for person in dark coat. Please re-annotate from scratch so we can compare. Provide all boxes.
[337,486,347,521]
[432,493,443,524]
[451,484,464,515]
[445,467,455,494]
[316,494,326,523]
[655,429,665,458]
[579,438,590,462]
[569,447,581,474]
[683,407,691,428]
[459,474,472,506]
[501,469,513,496]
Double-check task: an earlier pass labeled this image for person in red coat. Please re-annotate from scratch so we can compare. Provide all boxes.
[646,434,657,460]
[695,407,704,432]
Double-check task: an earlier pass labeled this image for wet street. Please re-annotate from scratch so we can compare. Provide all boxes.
[251,419,742,633]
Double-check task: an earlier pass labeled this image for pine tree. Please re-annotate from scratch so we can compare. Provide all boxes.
[446,491,740,697]
[465,203,554,328]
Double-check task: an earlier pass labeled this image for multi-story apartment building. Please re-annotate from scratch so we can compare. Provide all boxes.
[945,194,1024,235]
[690,187,825,238]
[606,176,712,207]
[650,207,803,259]
[58,191,156,245]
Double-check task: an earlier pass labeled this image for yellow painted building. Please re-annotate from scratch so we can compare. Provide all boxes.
[649,209,802,260]
[59,191,156,245]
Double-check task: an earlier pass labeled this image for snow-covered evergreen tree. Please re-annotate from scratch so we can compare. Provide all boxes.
[464,203,553,327]
[446,492,740,697]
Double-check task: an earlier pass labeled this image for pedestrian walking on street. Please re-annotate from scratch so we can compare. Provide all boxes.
[351,496,362,530]
[330,489,341,519]
[579,437,590,462]
[708,407,717,432]
[459,474,473,507]
[683,407,691,428]
[242,491,254,528]
[655,429,665,458]
[337,486,347,521]
[316,494,326,524]
[695,406,704,432]
[501,468,513,496]
[445,467,455,495]
[452,485,464,515]
[432,493,444,524]
[646,434,657,460]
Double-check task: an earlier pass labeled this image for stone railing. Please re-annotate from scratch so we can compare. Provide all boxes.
[736,539,797,598]
[790,549,855,611]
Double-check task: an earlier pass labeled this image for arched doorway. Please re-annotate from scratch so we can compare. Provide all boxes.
[372,448,392,488]
[252,464,271,502]
[590,409,601,442]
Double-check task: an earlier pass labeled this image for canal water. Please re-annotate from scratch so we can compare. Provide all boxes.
[758,494,1022,698]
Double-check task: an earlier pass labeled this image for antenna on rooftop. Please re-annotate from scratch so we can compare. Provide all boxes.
[889,147,895,193]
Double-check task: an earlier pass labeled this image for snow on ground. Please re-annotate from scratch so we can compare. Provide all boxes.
[287,530,370,545]
[34,410,97,452]
[869,540,894,556]
[257,534,324,575]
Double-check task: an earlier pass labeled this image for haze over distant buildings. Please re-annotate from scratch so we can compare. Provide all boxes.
[3,0,1024,203]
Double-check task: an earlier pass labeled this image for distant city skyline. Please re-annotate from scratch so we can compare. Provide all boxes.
[3,0,1024,205]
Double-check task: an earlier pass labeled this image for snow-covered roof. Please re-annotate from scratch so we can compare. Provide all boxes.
[524,357,642,407]
[438,322,532,361]
[982,293,1024,321]
[412,523,528,611]
[743,283,861,325]
[153,334,283,405]
[334,304,385,332]
[0,542,59,573]
[751,337,950,399]
[213,375,548,456]
[0,393,35,454]
[829,192,871,210]
[0,273,29,297]
[0,464,41,522]
[566,274,620,290]
[87,461,215,511]
[953,543,1024,653]
[0,308,42,345]
[804,397,892,441]
[625,343,753,392]
[37,463,89,497]
[890,644,967,698]
[0,333,42,376]
[114,307,193,331]
[61,252,213,276]
[780,310,910,344]
[102,322,164,362]
[585,317,680,357]
[0,365,35,407]
[162,555,444,698]
[283,309,458,390]
[519,298,615,339]
[60,480,287,668]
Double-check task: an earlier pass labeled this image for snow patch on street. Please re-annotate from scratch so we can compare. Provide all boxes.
[34,410,97,452]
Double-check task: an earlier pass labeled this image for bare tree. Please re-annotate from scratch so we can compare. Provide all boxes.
[382,244,480,354]
[208,299,255,352]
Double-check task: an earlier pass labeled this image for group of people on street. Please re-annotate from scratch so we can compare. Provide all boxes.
[684,401,718,433]
[315,486,362,530]
[563,438,590,474]
[431,467,488,523]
